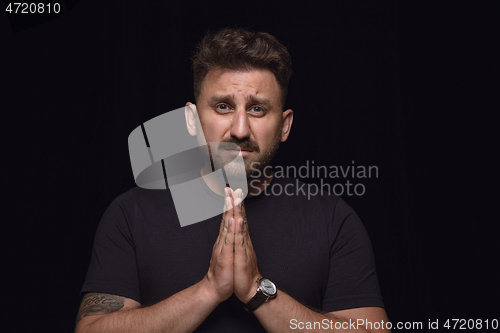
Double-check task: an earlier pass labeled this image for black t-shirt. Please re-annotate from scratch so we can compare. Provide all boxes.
[81,177,384,332]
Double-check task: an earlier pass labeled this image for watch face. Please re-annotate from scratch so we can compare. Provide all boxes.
[259,279,277,296]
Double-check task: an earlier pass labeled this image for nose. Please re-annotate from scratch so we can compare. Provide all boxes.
[229,109,251,140]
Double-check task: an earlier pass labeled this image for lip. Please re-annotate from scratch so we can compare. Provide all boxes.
[225,149,252,157]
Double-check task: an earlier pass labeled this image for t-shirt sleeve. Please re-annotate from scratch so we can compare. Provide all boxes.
[80,193,141,303]
[321,198,384,312]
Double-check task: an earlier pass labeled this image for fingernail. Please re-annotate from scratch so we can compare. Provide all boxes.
[229,218,232,226]
[226,197,232,209]
[224,188,228,197]
[239,219,243,227]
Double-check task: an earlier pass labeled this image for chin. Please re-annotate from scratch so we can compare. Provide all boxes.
[221,160,247,178]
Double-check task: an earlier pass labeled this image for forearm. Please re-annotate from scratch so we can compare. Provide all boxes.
[253,291,388,333]
[76,278,218,333]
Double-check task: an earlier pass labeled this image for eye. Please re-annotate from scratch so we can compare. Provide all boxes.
[249,106,265,114]
[215,104,232,112]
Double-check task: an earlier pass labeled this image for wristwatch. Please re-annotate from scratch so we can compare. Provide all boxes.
[243,278,277,312]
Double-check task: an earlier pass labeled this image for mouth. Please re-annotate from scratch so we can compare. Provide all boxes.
[225,148,253,157]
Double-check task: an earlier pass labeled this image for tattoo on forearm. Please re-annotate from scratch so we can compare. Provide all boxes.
[76,292,125,323]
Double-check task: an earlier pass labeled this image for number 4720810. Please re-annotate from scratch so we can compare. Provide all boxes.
[444,319,498,330]
[5,3,61,14]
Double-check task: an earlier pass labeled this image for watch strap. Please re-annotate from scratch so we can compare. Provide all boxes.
[243,289,268,312]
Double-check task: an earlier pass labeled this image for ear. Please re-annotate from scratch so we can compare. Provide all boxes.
[280,109,293,142]
[184,102,198,136]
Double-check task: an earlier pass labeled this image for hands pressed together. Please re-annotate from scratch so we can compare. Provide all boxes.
[203,187,261,305]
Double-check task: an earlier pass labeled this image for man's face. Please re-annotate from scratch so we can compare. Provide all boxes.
[195,67,291,178]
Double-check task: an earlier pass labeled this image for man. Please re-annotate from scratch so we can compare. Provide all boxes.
[75,28,389,332]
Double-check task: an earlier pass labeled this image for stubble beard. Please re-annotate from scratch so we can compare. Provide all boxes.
[196,121,281,181]
[222,133,281,180]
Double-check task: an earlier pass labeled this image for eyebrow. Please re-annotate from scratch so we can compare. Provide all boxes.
[208,94,272,108]
[208,94,236,104]
[246,95,272,108]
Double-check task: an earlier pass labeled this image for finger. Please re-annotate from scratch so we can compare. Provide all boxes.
[244,224,254,252]
[221,217,235,256]
[241,199,248,225]
[234,217,246,256]
[219,188,229,235]
[243,213,254,251]
[234,199,249,243]
[225,192,234,225]
[224,187,234,217]
[217,196,233,247]
[232,188,245,221]
[219,187,234,233]
[217,195,227,242]
[240,200,248,229]
[239,206,254,252]
[226,187,233,199]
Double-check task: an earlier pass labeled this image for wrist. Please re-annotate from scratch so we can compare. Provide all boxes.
[241,280,260,304]
[242,277,278,312]
[198,276,224,306]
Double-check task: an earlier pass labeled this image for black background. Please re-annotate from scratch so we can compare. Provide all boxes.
[2,1,497,332]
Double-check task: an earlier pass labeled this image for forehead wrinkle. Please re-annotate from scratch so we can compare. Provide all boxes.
[246,94,271,107]
[208,92,271,106]
[208,93,237,104]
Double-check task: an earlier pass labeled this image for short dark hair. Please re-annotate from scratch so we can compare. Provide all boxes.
[191,27,292,107]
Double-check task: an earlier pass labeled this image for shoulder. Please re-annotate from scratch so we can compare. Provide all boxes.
[99,187,176,227]
[108,186,174,210]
